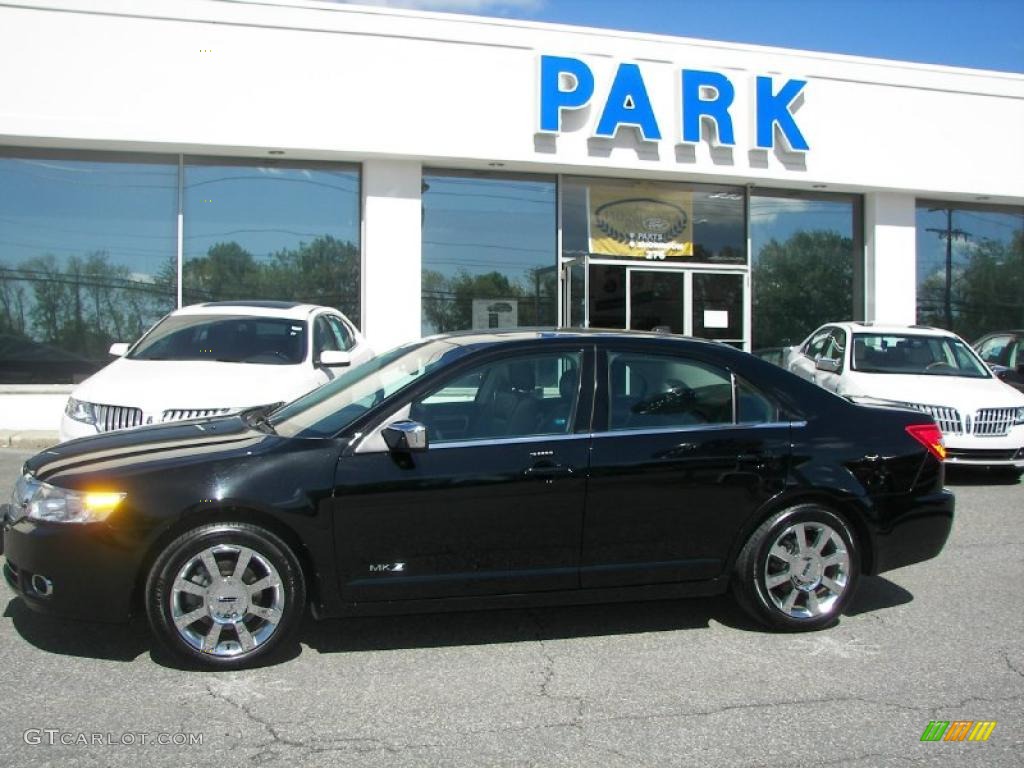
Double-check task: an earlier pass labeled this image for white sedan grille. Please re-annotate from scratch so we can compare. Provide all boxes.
[971,408,1016,437]
[897,404,1017,437]
[898,403,962,435]
[96,404,145,433]
[161,408,235,423]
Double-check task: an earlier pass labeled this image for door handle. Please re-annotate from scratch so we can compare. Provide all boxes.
[523,462,575,481]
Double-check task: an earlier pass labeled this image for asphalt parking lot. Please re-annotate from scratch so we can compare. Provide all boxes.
[1,447,1021,768]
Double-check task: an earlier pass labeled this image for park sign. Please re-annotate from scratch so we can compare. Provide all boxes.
[537,55,810,153]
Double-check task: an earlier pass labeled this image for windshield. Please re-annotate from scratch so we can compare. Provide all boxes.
[851,333,990,378]
[129,315,307,364]
[270,338,470,438]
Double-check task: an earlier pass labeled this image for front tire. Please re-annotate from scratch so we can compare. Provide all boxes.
[145,522,306,669]
[732,504,860,631]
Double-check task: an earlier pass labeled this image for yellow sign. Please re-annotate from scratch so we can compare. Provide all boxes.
[589,183,693,259]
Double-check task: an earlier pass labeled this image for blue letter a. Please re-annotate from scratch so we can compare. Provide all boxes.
[595,63,662,141]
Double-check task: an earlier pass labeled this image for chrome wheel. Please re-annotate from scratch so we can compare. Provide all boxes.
[170,544,284,658]
[763,521,850,619]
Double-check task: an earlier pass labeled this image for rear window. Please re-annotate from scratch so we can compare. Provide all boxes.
[851,334,989,378]
[129,315,308,365]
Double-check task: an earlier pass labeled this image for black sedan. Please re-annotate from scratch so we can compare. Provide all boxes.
[2,330,954,669]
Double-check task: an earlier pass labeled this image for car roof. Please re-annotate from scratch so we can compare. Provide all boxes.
[824,322,962,338]
[172,301,336,320]
[421,327,735,351]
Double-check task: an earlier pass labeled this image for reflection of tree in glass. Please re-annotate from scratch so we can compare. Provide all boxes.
[1,251,173,362]
[421,267,556,334]
[918,232,1024,339]
[173,235,361,326]
[1,235,361,382]
[752,230,854,349]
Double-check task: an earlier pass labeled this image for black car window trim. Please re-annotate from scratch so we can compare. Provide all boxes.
[346,343,596,450]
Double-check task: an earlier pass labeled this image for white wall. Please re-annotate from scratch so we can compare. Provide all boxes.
[361,160,422,351]
[0,0,1021,202]
[864,193,918,324]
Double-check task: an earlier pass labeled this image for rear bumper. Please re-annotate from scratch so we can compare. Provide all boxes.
[869,489,955,575]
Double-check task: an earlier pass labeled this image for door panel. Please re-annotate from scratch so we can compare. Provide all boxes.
[582,349,790,588]
[331,347,592,602]
[629,271,685,332]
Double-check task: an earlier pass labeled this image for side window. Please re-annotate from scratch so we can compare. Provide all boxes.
[977,336,1009,365]
[1012,340,1023,368]
[327,315,355,352]
[409,351,582,444]
[821,329,846,370]
[313,316,343,358]
[805,329,830,359]
[736,377,780,424]
[608,352,733,430]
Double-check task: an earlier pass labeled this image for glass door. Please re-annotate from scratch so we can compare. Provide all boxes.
[691,272,746,347]
[628,269,686,333]
[580,263,748,348]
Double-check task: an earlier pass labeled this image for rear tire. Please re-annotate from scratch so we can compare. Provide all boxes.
[145,522,306,669]
[732,504,860,631]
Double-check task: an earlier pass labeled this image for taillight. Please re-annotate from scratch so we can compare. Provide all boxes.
[905,423,947,461]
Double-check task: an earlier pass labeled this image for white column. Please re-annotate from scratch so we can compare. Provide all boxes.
[361,159,422,351]
[864,192,917,325]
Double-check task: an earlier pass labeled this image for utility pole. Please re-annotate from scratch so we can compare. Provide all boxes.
[926,208,970,329]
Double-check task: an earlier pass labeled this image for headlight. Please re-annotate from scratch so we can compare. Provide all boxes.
[1014,407,1024,426]
[12,473,125,524]
[846,395,899,407]
[65,397,98,425]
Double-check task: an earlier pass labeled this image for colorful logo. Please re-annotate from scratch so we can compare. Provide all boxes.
[920,721,997,742]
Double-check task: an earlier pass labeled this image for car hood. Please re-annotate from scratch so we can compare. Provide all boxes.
[845,372,1024,409]
[26,415,275,484]
[72,358,316,412]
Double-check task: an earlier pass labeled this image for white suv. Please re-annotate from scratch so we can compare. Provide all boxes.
[787,322,1024,474]
[60,301,373,442]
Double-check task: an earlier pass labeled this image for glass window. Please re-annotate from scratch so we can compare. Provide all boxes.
[822,328,846,367]
[421,171,556,335]
[916,202,1024,340]
[750,192,862,349]
[851,333,990,378]
[410,352,581,443]
[737,378,780,424]
[183,159,361,326]
[976,335,1011,365]
[326,315,355,352]
[0,149,177,383]
[130,313,306,365]
[562,178,745,265]
[608,352,733,430]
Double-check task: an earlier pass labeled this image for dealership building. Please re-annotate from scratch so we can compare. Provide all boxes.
[1,0,1022,436]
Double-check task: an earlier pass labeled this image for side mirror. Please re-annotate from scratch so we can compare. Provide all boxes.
[382,420,428,453]
[319,350,351,368]
[109,342,130,357]
[815,357,841,374]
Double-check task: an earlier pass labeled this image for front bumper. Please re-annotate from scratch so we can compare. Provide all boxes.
[870,489,956,575]
[1,513,138,623]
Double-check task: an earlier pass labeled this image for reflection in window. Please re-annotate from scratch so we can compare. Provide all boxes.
[608,352,734,430]
[916,202,1024,339]
[0,150,177,383]
[562,178,745,265]
[421,171,557,335]
[183,160,361,325]
[750,192,861,350]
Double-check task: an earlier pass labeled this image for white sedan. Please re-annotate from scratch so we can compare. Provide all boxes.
[60,301,373,442]
[787,322,1024,475]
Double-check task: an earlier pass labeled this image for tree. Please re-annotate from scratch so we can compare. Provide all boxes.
[919,231,1024,339]
[752,230,854,348]
[421,270,524,334]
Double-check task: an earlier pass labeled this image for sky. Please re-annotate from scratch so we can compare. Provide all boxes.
[337,0,1024,74]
